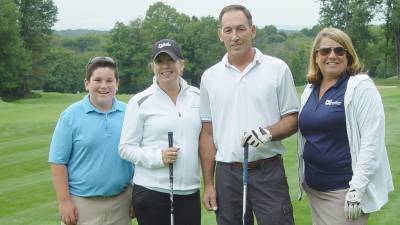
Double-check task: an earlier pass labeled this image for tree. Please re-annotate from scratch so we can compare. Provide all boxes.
[260,33,312,85]
[141,2,190,43]
[364,25,396,78]
[107,2,203,92]
[106,20,151,93]
[16,0,58,89]
[300,25,323,37]
[385,0,400,79]
[319,0,381,60]
[0,0,31,100]
[42,47,86,93]
[180,16,225,86]
[62,34,105,52]
[319,0,350,29]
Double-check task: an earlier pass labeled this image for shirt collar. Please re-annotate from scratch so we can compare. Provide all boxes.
[221,47,263,68]
[311,72,350,90]
[332,73,350,89]
[151,76,189,92]
[83,95,124,114]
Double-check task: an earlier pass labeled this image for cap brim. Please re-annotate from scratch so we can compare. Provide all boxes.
[153,50,180,61]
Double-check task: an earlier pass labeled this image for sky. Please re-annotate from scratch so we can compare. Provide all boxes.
[52,0,320,30]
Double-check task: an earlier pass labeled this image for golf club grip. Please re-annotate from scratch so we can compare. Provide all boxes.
[168,132,173,148]
[168,131,174,180]
[243,144,249,185]
[168,131,174,176]
[244,144,249,160]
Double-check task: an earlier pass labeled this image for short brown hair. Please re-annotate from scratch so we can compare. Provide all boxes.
[306,27,364,84]
[86,56,119,81]
[219,4,253,26]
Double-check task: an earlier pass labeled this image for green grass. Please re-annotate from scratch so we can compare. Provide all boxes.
[0,86,399,225]
[373,76,400,86]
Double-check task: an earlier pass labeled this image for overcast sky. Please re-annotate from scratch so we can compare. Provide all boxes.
[52,0,320,30]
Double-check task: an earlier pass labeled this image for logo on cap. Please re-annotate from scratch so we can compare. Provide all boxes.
[152,39,182,61]
[158,42,172,49]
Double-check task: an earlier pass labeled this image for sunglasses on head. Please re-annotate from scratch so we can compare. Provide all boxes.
[87,56,116,66]
[316,47,347,56]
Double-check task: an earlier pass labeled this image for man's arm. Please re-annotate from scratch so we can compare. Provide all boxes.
[199,122,218,211]
[267,112,298,141]
[51,164,78,225]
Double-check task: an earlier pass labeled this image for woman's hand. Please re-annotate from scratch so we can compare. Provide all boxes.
[162,147,180,165]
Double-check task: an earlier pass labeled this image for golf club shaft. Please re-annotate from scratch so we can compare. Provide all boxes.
[243,143,249,225]
[168,132,174,225]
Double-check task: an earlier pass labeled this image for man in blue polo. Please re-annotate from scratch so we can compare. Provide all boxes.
[199,4,299,225]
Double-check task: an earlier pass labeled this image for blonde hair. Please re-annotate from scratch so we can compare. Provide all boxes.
[306,27,364,84]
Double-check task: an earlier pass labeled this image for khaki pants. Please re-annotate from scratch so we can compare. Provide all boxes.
[303,183,368,225]
[62,186,132,225]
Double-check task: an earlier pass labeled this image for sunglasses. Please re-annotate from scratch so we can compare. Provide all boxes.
[87,56,116,66]
[316,47,347,56]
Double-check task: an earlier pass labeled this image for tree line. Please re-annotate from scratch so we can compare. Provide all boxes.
[0,0,57,100]
[1,1,399,101]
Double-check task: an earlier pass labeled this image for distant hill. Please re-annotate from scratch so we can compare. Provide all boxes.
[55,29,109,37]
[276,24,311,31]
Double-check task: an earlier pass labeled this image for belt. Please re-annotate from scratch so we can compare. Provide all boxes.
[230,154,281,170]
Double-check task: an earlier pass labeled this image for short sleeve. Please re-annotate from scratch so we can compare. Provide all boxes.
[277,66,300,116]
[200,79,212,122]
[48,113,73,164]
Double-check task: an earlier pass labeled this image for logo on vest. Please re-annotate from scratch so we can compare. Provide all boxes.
[325,99,342,106]
[158,42,171,49]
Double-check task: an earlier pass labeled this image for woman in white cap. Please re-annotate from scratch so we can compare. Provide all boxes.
[119,39,201,225]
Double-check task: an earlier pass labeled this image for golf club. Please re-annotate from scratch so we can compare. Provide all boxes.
[168,131,174,225]
[242,142,249,225]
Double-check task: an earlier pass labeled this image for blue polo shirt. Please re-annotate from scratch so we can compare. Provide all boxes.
[299,74,352,191]
[49,95,133,197]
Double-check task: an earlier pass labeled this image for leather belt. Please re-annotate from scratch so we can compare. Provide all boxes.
[230,154,281,170]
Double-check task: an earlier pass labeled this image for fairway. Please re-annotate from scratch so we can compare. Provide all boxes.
[0,86,399,225]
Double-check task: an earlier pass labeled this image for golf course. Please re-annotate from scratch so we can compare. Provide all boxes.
[0,79,399,225]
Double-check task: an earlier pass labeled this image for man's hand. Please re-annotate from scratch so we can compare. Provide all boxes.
[241,127,272,148]
[59,199,78,225]
[203,184,218,211]
[344,189,362,220]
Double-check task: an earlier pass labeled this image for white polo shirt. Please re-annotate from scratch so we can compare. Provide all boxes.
[200,48,299,162]
[119,77,201,191]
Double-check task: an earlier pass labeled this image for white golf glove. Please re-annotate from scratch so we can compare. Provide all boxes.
[241,127,272,148]
[344,188,362,220]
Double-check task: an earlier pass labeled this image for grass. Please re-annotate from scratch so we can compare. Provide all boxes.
[373,76,400,86]
[0,84,399,225]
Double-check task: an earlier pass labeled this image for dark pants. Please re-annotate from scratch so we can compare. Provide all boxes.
[215,156,295,225]
[132,184,201,225]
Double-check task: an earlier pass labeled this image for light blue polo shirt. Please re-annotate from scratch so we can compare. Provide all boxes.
[49,95,133,197]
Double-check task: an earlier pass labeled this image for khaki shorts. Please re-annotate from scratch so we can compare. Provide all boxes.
[303,183,368,225]
[61,186,132,225]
